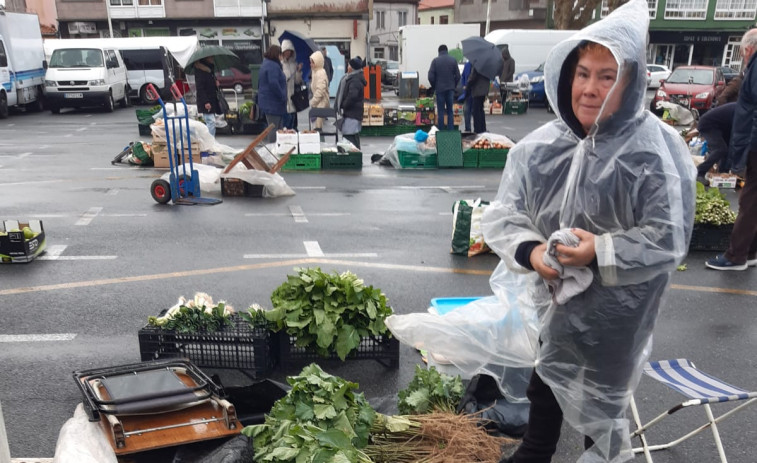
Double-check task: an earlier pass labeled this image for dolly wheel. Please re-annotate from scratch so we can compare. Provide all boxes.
[151,179,171,204]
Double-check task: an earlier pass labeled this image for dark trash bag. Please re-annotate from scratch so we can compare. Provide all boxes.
[172,435,253,463]
[456,373,530,438]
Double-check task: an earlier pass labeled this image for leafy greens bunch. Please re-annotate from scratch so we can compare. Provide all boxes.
[147,292,233,333]
[397,365,465,415]
[242,363,376,463]
[267,267,393,360]
[695,183,737,226]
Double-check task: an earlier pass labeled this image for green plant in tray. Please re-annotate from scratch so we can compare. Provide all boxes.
[695,183,737,226]
[147,292,233,333]
[397,365,465,415]
[266,267,393,360]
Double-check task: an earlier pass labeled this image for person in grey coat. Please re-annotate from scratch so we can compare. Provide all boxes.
[428,45,461,130]
[500,46,516,103]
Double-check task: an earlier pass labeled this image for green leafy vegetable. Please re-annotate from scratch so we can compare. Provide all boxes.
[695,183,737,226]
[397,365,465,415]
[241,363,375,463]
[266,268,393,360]
[147,292,233,333]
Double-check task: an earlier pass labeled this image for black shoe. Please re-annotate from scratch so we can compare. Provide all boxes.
[696,175,710,186]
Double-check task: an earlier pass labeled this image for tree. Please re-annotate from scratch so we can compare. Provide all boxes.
[552,0,630,30]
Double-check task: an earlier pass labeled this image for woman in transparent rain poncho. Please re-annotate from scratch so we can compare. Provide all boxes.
[482,1,695,462]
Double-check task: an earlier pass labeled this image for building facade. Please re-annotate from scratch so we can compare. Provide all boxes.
[417,0,453,25]
[369,0,418,61]
[546,0,756,71]
[455,0,547,36]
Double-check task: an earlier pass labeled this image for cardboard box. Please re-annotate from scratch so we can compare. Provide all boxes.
[483,99,492,114]
[454,114,463,126]
[152,143,201,168]
[383,108,399,125]
[298,132,320,145]
[369,114,384,126]
[298,142,322,154]
[1,219,46,263]
[491,101,503,115]
[362,113,371,126]
[707,173,739,189]
[276,143,299,156]
[363,103,371,116]
[276,131,298,145]
[369,105,384,117]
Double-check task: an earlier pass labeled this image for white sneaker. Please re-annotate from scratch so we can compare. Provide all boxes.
[748,257,757,267]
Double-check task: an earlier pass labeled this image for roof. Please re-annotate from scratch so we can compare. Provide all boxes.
[418,0,453,10]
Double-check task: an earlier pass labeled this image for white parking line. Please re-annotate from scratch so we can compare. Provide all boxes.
[0,333,76,342]
[244,213,350,218]
[243,252,378,259]
[76,127,87,132]
[101,213,146,217]
[289,206,308,223]
[18,152,31,159]
[397,185,487,191]
[106,189,119,195]
[292,186,327,190]
[39,245,67,260]
[75,207,103,226]
[0,180,63,187]
[304,241,324,256]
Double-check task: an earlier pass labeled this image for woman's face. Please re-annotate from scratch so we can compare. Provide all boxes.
[571,49,621,133]
[283,50,293,60]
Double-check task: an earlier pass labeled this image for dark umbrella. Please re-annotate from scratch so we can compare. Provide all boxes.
[184,45,240,74]
[278,30,320,82]
[461,36,504,81]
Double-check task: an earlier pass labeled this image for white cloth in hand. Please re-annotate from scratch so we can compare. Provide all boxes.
[543,229,593,305]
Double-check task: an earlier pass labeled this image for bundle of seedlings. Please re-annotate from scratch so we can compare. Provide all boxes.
[365,411,518,463]
[266,267,394,359]
[147,292,234,333]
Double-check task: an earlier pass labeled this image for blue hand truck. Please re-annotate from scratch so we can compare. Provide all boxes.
[146,83,222,206]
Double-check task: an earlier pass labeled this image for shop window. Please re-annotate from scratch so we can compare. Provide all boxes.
[440,15,449,24]
[648,0,658,19]
[664,0,707,19]
[715,0,757,19]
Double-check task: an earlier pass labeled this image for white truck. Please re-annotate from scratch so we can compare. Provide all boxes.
[484,29,579,74]
[0,10,46,118]
[398,24,480,88]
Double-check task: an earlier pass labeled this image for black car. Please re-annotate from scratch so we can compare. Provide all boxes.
[719,66,740,83]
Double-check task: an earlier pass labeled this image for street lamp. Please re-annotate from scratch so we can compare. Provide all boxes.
[105,0,114,37]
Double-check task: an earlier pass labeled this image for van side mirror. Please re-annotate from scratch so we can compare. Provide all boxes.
[43,60,48,70]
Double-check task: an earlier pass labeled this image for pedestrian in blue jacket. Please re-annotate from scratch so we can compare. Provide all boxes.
[257,45,287,142]
[428,45,461,130]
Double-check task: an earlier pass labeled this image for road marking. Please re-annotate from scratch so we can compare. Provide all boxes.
[244,252,379,259]
[39,245,67,260]
[101,213,146,217]
[245,212,349,218]
[23,214,68,218]
[304,241,324,256]
[439,212,453,216]
[290,206,308,223]
[39,145,50,149]
[76,127,87,132]
[18,152,31,159]
[292,186,327,190]
[91,167,141,170]
[0,333,76,343]
[0,180,63,187]
[106,189,119,195]
[75,207,103,226]
[38,255,118,261]
[397,185,487,191]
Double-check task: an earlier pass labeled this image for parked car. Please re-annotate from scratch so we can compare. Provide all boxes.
[216,66,252,94]
[515,63,546,106]
[380,60,399,86]
[650,65,725,115]
[719,66,740,84]
[646,64,672,89]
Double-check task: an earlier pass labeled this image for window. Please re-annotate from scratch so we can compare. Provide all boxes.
[0,41,7,67]
[461,0,473,4]
[119,49,163,71]
[600,0,610,17]
[439,15,449,24]
[110,0,133,5]
[723,36,743,70]
[715,0,757,19]
[138,0,162,5]
[398,11,408,26]
[374,47,385,59]
[375,10,385,29]
[431,16,435,24]
[664,0,708,19]
[647,0,658,18]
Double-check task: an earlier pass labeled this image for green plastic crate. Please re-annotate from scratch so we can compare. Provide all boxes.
[322,151,362,170]
[504,100,528,115]
[397,151,438,169]
[436,131,463,168]
[282,154,321,171]
[477,149,508,168]
[463,150,478,168]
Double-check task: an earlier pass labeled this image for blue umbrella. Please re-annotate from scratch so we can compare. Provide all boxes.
[278,30,320,82]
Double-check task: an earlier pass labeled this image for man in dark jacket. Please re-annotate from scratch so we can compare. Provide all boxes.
[194,57,221,136]
[695,102,736,184]
[322,48,334,84]
[428,45,461,130]
[499,46,515,103]
[467,67,491,134]
[335,57,367,148]
[706,28,757,271]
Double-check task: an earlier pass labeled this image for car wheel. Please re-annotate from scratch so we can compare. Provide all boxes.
[233,83,244,94]
[0,92,8,119]
[105,92,115,112]
[140,85,159,105]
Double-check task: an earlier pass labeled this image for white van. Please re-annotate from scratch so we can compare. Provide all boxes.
[44,46,128,113]
[45,37,199,105]
[484,29,579,74]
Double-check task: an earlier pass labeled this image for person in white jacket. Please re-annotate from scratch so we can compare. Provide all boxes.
[308,50,330,130]
[281,39,303,130]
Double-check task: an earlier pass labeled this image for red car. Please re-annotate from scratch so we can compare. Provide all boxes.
[215,66,252,94]
[650,65,726,115]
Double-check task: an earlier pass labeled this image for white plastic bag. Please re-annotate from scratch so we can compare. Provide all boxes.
[52,404,118,463]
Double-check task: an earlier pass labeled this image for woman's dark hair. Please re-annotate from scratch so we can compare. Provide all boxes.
[264,45,282,61]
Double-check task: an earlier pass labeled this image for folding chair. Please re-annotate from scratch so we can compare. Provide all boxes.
[630,359,757,463]
[309,107,339,144]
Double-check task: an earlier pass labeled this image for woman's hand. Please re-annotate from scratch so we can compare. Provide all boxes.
[204,102,211,112]
[530,243,560,281]
[297,63,303,71]
[554,228,596,267]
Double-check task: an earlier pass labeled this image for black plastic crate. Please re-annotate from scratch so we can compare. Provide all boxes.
[138,314,277,378]
[138,123,151,136]
[221,178,264,197]
[278,334,400,369]
[689,223,733,252]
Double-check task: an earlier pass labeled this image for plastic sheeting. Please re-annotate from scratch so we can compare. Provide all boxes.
[478,1,697,461]
[52,403,118,463]
[221,164,295,198]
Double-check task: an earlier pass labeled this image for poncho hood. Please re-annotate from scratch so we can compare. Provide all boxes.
[545,0,649,138]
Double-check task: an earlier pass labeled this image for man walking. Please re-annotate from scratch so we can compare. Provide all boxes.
[706,28,757,271]
[428,45,460,130]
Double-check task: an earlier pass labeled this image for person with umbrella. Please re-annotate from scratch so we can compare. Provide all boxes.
[428,45,460,130]
[461,37,504,134]
[257,44,287,143]
[193,56,221,137]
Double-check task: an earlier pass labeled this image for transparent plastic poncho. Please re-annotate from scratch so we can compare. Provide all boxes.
[479,1,696,461]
